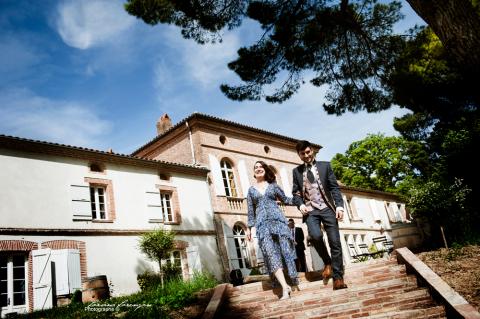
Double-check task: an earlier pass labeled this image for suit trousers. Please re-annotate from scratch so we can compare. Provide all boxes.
[305,207,344,279]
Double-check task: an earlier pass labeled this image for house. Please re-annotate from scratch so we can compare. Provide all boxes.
[0,112,422,316]
[0,134,222,316]
[132,113,422,277]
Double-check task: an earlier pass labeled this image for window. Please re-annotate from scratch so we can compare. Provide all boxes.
[264,145,270,154]
[233,225,251,269]
[70,177,116,222]
[160,192,174,222]
[90,186,107,220]
[0,254,26,311]
[344,196,361,221]
[220,160,238,197]
[219,135,227,144]
[166,251,182,268]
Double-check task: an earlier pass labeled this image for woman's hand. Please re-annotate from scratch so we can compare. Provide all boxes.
[246,228,252,241]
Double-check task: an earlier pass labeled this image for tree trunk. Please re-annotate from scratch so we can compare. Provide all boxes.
[406,0,480,74]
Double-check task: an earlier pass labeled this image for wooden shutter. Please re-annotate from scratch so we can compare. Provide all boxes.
[32,249,53,311]
[145,190,163,222]
[208,154,225,196]
[252,228,264,263]
[237,159,250,198]
[186,246,202,277]
[280,167,292,195]
[221,221,240,270]
[70,184,92,221]
[50,249,81,296]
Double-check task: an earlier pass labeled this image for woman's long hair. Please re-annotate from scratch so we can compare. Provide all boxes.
[254,161,276,183]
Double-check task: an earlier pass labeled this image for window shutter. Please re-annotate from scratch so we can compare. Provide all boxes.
[208,154,225,196]
[186,246,202,277]
[369,199,381,222]
[145,190,163,222]
[237,160,250,198]
[280,167,292,195]
[221,221,240,270]
[70,184,92,221]
[50,249,81,296]
[252,228,264,263]
[32,249,53,311]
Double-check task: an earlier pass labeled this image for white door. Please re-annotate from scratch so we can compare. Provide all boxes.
[1,254,28,317]
[32,249,53,311]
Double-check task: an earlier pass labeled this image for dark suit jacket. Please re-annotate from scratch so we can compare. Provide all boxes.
[293,227,306,251]
[292,161,344,222]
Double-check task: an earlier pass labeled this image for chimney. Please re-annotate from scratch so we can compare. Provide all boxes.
[156,114,172,135]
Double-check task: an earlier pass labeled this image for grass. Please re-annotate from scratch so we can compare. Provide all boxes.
[14,272,218,319]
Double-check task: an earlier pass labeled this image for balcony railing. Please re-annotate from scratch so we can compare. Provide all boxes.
[216,196,299,216]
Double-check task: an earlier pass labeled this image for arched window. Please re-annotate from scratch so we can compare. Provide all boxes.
[233,225,251,269]
[220,160,238,197]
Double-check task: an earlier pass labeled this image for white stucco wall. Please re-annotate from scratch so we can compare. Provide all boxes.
[0,148,214,231]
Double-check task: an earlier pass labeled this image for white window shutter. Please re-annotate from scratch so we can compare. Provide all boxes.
[186,246,202,277]
[237,159,250,198]
[221,221,240,270]
[50,249,82,296]
[66,249,82,294]
[145,190,163,222]
[369,199,381,222]
[32,249,53,311]
[252,228,264,263]
[208,154,225,196]
[280,167,292,195]
[70,184,92,221]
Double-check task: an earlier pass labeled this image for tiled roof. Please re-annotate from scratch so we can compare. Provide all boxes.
[132,112,322,155]
[0,134,209,173]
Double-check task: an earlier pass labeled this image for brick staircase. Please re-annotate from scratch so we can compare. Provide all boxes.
[218,257,447,318]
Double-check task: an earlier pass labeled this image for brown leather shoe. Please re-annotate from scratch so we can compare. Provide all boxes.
[333,278,348,290]
[322,264,332,279]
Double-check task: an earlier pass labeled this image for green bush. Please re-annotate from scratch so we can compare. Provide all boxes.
[20,271,218,319]
[137,270,162,291]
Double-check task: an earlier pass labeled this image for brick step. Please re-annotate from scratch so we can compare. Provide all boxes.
[221,288,440,318]
[293,263,406,284]
[227,275,418,306]
[266,289,437,318]
[361,305,446,319]
[223,280,424,317]
[345,258,398,271]
[228,265,409,298]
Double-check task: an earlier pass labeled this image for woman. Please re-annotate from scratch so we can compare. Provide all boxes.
[246,161,299,300]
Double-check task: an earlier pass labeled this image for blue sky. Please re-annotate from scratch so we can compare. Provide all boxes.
[0,0,425,161]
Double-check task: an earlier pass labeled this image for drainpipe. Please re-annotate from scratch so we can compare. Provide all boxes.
[186,121,196,165]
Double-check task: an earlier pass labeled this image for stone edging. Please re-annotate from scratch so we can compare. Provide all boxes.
[201,283,229,319]
[396,247,480,319]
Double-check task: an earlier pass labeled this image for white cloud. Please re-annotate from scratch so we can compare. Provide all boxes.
[55,0,134,49]
[0,88,112,148]
[161,26,240,87]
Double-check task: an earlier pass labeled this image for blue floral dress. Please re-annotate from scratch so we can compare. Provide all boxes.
[247,182,298,283]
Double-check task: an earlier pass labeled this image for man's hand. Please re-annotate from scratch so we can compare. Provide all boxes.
[299,204,308,215]
[336,208,344,221]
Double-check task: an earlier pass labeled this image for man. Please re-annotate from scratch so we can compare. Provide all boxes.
[288,218,307,272]
[292,140,348,290]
